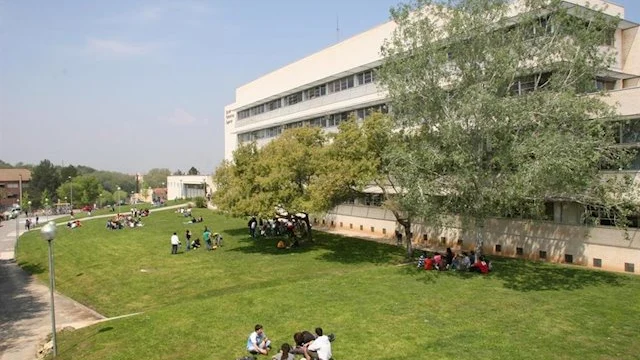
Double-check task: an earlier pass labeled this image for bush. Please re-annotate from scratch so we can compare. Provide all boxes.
[194,196,207,208]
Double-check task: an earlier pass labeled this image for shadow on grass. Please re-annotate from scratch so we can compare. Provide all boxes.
[492,256,624,292]
[398,255,624,292]
[16,261,46,275]
[227,227,405,265]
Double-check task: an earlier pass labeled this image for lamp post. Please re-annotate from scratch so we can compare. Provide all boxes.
[116,186,121,214]
[99,193,103,209]
[40,221,58,357]
[68,176,73,212]
[45,198,49,222]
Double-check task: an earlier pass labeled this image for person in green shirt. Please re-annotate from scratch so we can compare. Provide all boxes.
[203,227,212,250]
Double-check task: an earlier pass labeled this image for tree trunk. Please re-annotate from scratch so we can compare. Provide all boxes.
[475,219,484,259]
[404,218,413,259]
[300,212,313,242]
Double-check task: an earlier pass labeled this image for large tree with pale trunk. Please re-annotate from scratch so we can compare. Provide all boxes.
[378,0,636,256]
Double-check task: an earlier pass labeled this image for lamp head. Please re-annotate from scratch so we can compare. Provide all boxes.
[40,221,57,242]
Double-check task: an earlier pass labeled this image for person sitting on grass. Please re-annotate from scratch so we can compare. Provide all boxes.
[417,251,427,269]
[271,343,294,360]
[303,328,332,360]
[247,324,271,356]
[191,238,201,249]
[469,255,490,274]
[424,254,434,270]
[291,331,316,355]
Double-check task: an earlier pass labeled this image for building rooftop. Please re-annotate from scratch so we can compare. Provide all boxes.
[0,169,32,182]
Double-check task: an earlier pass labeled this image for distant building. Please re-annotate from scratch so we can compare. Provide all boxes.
[0,169,31,209]
[167,175,215,200]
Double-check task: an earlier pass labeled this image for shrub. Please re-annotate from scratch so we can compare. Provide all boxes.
[194,196,207,208]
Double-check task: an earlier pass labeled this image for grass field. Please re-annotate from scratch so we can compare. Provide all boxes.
[16,208,640,360]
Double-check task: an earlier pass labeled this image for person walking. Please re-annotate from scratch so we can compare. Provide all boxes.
[185,229,192,251]
[170,232,180,254]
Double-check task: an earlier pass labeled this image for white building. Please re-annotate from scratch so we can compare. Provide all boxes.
[167,175,215,201]
[224,0,640,273]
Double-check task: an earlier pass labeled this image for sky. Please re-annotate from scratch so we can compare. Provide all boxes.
[1,0,639,175]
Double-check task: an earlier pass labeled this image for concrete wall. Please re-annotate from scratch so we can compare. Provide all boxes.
[315,206,640,274]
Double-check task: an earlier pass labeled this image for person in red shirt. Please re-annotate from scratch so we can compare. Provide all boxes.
[424,255,434,270]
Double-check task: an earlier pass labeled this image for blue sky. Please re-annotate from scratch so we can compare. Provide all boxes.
[1,0,638,174]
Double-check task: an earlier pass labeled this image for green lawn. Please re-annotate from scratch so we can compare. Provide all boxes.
[16,208,640,360]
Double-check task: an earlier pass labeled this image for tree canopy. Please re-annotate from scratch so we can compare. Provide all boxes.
[378,0,634,252]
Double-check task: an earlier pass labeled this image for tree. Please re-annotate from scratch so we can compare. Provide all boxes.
[214,128,328,240]
[60,165,78,180]
[379,0,632,256]
[40,189,51,209]
[75,175,102,205]
[113,190,128,206]
[0,160,12,169]
[31,159,61,203]
[187,167,200,175]
[173,169,184,176]
[316,112,422,257]
[145,168,171,188]
[99,190,113,206]
[56,182,79,206]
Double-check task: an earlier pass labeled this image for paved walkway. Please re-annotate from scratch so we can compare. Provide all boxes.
[0,204,187,360]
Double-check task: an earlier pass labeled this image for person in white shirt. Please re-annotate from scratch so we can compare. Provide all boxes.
[304,328,332,360]
[170,232,180,254]
[246,324,271,355]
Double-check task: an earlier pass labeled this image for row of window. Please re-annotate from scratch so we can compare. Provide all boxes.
[236,68,379,120]
[237,104,388,143]
[508,72,617,96]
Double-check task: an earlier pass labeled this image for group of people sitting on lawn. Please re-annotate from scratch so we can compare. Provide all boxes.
[245,324,334,360]
[417,248,492,274]
[106,213,144,230]
[66,220,82,229]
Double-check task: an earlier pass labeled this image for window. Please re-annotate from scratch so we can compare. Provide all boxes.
[309,117,327,128]
[495,244,502,253]
[304,85,326,100]
[284,121,303,129]
[356,70,375,85]
[249,104,264,116]
[593,258,602,268]
[266,99,281,111]
[564,254,573,264]
[238,109,251,120]
[510,72,552,95]
[6,183,18,189]
[539,250,547,259]
[328,76,354,93]
[284,92,303,106]
[516,247,524,256]
[266,126,282,138]
[621,119,640,144]
[625,263,635,273]
[595,78,616,91]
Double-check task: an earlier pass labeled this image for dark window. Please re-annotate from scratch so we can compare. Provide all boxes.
[266,99,281,111]
[539,250,547,259]
[593,258,602,268]
[304,85,326,100]
[625,263,635,273]
[516,247,524,255]
[565,254,573,263]
[284,92,303,106]
[495,244,502,252]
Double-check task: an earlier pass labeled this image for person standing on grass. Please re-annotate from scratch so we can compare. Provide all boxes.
[203,227,212,250]
[170,232,180,254]
[247,324,271,355]
[185,229,192,251]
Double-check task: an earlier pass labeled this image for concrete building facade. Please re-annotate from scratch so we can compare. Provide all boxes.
[224,0,640,273]
[167,175,214,201]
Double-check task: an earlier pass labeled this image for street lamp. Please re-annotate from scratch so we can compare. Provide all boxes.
[99,193,103,209]
[68,176,73,212]
[40,221,58,357]
[45,198,49,222]
[116,186,121,213]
